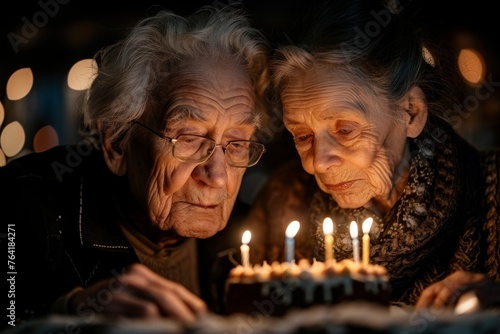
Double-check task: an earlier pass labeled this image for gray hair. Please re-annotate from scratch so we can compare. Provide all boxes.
[271,0,463,126]
[81,5,270,149]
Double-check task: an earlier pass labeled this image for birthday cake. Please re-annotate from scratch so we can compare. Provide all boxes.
[224,258,391,316]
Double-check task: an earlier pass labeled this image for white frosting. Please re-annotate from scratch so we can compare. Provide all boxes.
[228,259,390,303]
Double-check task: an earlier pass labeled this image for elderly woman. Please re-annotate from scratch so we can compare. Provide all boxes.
[0,5,269,326]
[244,0,500,310]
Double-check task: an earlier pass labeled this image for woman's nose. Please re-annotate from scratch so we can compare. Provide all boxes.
[313,135,343,173]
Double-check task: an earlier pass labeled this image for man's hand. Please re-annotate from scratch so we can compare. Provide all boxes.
[69,263,208,322]
[415,271,487,310]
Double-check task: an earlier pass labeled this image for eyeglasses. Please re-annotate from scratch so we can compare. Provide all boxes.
[133,121,266,168]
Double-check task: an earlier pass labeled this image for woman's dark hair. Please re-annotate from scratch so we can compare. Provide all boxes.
[271,0,464,124]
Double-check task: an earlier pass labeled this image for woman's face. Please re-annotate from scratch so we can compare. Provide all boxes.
[281,66,410,209]
[126,59,257,239]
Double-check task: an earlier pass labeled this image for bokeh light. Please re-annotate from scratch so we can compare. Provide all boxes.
[422,46,435,67]
[458,48,485,85]
[6,68,34,100]
[67,58,97,91]
[0,121,25,157]
[33,125,59,153]
[0,101,4,126]
[0,149,5,167]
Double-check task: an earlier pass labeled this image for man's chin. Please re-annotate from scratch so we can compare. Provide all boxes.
[175,220,225,239]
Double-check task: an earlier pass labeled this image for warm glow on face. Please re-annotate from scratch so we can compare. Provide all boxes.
[67,58,97,91]
[349,221,358,239]
[241,230,251,244]
[362,217,373,234]
[0,121,25,157]
[323,217,333,235]
[286,220,301,238]
[6,68,34,100]
[458,48,485,85]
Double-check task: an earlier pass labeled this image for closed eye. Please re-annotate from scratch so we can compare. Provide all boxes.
[294,134,313,143]
[334,120,360,140]
[338,128,353,135]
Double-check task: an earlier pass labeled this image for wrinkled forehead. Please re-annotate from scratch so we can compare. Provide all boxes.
[147,57,256,124]
[280,63,387,114]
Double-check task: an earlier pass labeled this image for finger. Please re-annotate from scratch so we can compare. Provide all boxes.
[432,284,456,309]
[121,278,201,322]
[415,284,440,310]
[122,264,207,320]
[138,277,207,321]
[130,264,208,315]
[443,271,485,290]
[438,274,472,306]
[151,288,200,322]
[159,281,208,314]
[415,272,485,311]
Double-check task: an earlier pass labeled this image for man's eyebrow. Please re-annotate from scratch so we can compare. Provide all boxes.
[166,106,206,123]
[237,111,261,127]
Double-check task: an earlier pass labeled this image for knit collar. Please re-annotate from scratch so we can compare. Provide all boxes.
[309,117,487,304]
[311,118,463,272]
[312,146,438,257]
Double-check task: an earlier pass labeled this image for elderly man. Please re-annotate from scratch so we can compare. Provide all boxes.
[0,5,269,326]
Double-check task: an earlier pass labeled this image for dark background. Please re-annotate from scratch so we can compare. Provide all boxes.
[1,0,499,194]
[2,0,500,100]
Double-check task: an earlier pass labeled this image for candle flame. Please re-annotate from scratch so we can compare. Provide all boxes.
[362,217,373,234]
[349,221,358,239]
[286,220,300,238]
[242,230,251,244]
[323,217,333,235]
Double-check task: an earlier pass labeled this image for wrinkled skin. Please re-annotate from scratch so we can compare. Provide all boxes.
[105,58,258,244]
[82,58,259,321]
[280,65,422,214]
[244,63,428,264]
[278,65,491,311]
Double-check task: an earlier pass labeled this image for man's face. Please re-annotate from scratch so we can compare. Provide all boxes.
[126,59,257,239]
[281,65,409,209]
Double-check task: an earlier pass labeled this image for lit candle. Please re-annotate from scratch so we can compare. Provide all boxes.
[350,221,360,264]
[240,230,251,268]
[285,220,300,263]
[362,217,373,266]
[323,217,334,264]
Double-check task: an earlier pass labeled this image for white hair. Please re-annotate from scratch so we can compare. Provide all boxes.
[81,5,270,149]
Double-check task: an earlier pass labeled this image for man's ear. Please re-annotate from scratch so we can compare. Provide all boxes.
[101,129,127,176]
[403,86,428,138]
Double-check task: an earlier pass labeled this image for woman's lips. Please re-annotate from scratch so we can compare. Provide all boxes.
[325,180,356,191]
